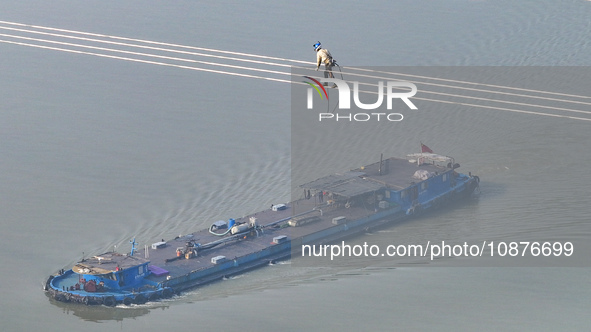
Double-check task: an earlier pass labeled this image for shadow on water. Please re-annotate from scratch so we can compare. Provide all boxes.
[46,293,170,322]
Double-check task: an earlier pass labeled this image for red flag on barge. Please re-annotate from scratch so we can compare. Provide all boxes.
[421,143,433,153]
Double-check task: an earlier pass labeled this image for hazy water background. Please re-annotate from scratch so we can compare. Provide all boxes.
[1,1,591,331]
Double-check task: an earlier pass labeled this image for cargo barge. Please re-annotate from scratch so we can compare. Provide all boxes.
[44,151,479,306]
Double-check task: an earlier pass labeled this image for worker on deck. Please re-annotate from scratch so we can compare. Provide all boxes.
[314,41,335,80]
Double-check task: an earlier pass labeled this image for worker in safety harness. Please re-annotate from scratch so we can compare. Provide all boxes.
[314,41,335,80]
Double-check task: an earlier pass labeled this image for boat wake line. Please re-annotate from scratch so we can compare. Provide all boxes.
[1,20,591,122]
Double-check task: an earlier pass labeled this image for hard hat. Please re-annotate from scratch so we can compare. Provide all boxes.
[313,41,321,51]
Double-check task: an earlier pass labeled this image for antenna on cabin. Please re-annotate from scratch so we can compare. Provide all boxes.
[130,238,137,256]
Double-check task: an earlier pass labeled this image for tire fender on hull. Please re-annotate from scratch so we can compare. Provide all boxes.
[103,296,116,307]
[134,294,147,305]
[162,287,173,298]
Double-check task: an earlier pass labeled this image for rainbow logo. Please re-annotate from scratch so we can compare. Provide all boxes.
[302,76,328,100]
